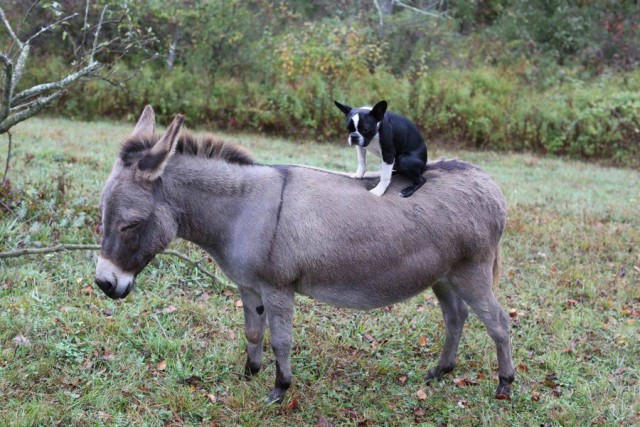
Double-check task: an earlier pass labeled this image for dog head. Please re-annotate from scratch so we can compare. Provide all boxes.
[334,100,387,147]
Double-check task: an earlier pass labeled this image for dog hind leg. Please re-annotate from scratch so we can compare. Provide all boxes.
[397,154,427,197]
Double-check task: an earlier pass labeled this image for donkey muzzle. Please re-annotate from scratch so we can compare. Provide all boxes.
[95,255,136,299]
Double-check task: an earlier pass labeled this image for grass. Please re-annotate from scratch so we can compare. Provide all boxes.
[1,116,639,426]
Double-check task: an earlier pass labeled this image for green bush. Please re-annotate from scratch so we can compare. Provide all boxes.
[37,57,639,168]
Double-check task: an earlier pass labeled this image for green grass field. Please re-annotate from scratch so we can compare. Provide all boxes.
[1,117,639,426]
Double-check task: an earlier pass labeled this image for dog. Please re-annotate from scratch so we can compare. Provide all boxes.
[334,100,428,197]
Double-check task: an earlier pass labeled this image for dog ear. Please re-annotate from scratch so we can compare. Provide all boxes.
[370,100,387,121]
[334,100,352,115]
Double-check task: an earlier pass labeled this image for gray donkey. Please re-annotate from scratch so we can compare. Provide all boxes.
[95,106,515,403]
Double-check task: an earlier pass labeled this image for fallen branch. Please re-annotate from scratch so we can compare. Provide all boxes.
[0,243,221,284]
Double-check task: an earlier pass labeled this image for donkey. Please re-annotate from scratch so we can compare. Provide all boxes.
[95,106,515,404]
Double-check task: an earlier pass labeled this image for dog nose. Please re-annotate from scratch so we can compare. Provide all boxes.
[350,132,359,139]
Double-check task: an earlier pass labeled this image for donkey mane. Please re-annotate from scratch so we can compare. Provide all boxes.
[120,130,254,166]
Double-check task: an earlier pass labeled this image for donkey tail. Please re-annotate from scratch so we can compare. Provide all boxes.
[492,247,501,288]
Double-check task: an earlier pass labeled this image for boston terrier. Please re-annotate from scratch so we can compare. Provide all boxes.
[334,100,428,197]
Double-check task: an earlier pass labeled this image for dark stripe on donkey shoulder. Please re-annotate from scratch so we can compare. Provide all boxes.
[267,166,290,263]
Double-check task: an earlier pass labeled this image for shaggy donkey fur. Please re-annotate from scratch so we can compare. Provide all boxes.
[95,106,515,404]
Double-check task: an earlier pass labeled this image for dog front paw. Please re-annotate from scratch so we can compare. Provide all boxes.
[369,185,386,197]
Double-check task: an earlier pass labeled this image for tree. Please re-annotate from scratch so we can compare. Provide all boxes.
[0,0,152,181]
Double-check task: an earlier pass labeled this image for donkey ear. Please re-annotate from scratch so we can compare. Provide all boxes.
[370,100,387,121]
[138,114,185,181]
[334,100,352,115]
[131,105,156,140]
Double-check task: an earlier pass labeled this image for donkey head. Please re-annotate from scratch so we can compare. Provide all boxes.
[95,106,184,299]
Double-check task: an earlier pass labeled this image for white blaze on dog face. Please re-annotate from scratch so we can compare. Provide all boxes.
[348,113,365,146]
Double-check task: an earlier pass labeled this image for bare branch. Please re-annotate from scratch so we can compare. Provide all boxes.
[82,0,90,35]
[2,130,11,183]
[11,45,30,95]
[0,244,221,284]
[373,0,385,26]
[0,7,24,49]
[11,60,100,106]
[91,5,108,63]
[16,1,42,37]
[0,88,66,134]
[392,0,446,18]
[24,12,78,46]
[0,54,13,122]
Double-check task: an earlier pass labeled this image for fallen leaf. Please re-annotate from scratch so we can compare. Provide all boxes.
[495,393,511,401]
[316,414,334,427]
[419,336,427,347]
[508,308,517,318]
[234,299,243,308]
[517,363,529,372]
[223,289,234,297]
[457,400,467,408]
[285,398,299,411]
[100,351,116,361]
[97,411,112,421]
[416,388,427,400]
[102,308,113,317]
[565,299,578,308]
[531,391,541,402]
[75,277,83,284]
[181,375,202,386]
[157,360,167,371]
[12,335,31,347]
[81,285,93,295]
[551,387,562,397]
[206,393,217,403]
[398,375,407,385]
[160,305,177,314]
[453,378,479,387]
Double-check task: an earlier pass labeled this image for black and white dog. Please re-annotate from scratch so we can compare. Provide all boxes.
[334,100,428,197]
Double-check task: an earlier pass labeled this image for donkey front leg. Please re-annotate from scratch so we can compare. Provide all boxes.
[263,288,295,404]
[239,286,266,378]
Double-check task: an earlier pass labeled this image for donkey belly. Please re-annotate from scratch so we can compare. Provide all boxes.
[295,259,447,310]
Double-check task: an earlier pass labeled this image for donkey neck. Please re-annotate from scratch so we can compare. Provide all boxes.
[161,155,279,250]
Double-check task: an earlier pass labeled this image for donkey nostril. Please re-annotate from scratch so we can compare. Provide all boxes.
[95,278,115,295]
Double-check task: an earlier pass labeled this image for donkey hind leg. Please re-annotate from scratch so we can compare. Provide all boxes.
[239,286,266,378]
[425,281,469,382]
[448,261,516,398]
[262,288,295,404]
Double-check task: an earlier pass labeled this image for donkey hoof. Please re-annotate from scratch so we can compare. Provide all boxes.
[495,375,514,400]
[425,365,454,382]
[243,360,261,379]
[265,387,286,405]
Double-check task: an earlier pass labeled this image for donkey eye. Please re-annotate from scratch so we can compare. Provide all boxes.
[120,222,141,232]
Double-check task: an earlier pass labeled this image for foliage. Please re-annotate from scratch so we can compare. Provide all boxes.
[5,0,640,167]
[1,118,639,425]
